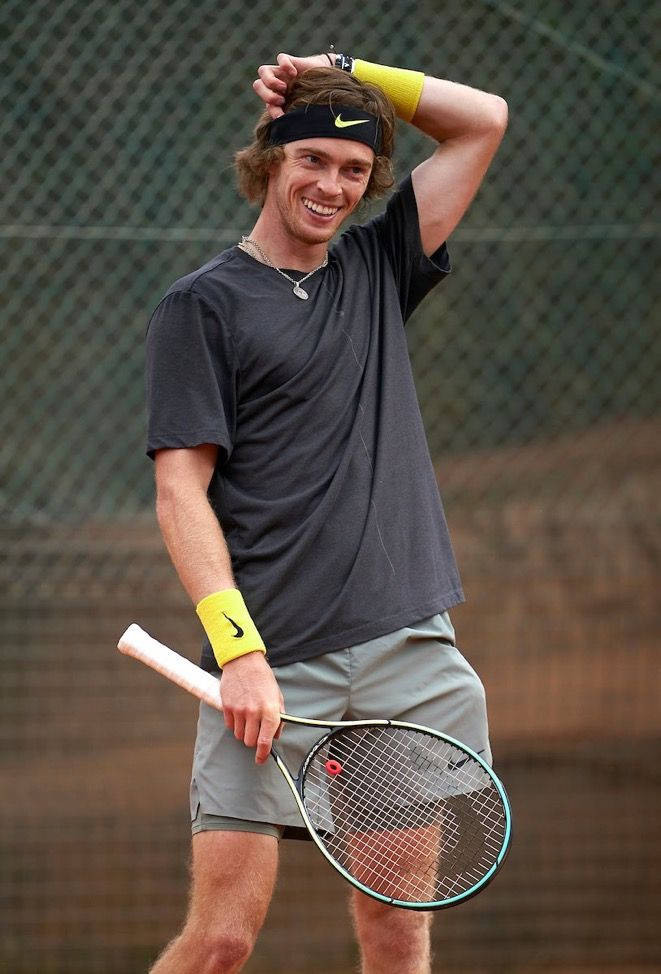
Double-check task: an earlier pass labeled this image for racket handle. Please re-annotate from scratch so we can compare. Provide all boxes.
[118,623,223,713]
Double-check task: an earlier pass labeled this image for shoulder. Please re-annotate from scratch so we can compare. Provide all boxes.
[332,176,417,251]
[148,248,252,335]
[161,247,239,303]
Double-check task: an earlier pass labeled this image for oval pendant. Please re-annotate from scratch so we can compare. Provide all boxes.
[293,285,309,300]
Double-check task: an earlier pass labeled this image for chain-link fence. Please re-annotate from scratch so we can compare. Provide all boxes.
[1,1,659,971]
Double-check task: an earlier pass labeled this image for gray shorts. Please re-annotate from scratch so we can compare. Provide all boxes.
[190,613,491,839]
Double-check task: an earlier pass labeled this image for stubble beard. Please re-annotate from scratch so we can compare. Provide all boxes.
[275,187,341,249]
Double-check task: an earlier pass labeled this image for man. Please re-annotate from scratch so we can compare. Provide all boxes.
[146,49,507,974]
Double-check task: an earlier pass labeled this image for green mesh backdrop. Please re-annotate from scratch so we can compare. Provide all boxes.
[1,1,659,972]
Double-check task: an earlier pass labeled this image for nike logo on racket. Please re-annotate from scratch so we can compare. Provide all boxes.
[448,748,485,772]
[223,613,244,638]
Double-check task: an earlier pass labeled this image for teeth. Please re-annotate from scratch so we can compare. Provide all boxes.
[302,197,339,216]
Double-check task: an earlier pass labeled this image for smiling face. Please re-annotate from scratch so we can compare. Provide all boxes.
[264,138,375,249]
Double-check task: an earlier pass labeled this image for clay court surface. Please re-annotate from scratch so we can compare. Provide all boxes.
[2,419,659,972]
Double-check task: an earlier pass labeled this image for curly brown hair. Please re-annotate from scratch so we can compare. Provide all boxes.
[234,67,396,206]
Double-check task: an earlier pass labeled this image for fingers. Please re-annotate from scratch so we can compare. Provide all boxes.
[255,712,281,765]
[225,705,281,763]
[274,692,285,740]
[218,654,283,763]
[252,78,285,102]
[255,70,287,97]
[223,707,236,735]
[253,54,298,115]
[252,79,285,119]
[275,52,297,76]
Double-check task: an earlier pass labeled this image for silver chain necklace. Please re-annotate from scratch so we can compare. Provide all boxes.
[239,236,328,300]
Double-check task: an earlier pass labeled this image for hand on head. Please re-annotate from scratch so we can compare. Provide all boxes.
[253,52,334,118]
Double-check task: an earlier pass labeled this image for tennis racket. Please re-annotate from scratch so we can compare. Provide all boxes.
[118,623,512,910]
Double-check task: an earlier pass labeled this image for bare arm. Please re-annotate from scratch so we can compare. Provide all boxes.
[409,77,507,255]
[155,444,234,601]
[154,445,283,763]
[253,53,508,254]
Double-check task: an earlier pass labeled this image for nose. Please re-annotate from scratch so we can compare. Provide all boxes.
[315,167,342,199]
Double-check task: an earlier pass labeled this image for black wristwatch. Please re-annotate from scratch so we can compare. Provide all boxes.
[334,52,354,72]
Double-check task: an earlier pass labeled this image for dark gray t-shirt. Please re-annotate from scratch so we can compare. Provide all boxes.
[146,176,464,670]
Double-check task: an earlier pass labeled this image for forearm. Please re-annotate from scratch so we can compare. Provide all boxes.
[412,75,508,145]
[157,477,282,762]
[349,55,507,249]
[349,56,507,143]
[156,483,235,606]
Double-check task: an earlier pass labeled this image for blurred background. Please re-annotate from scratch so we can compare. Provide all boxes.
[1,1,659,972]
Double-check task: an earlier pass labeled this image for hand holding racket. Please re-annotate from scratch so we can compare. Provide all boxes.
[118,623,512,911]
[217,650,285,764]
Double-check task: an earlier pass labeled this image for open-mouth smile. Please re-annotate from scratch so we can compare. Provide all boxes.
[301,197,340,218]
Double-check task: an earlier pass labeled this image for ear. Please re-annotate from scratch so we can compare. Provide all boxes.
[266,145,286,179]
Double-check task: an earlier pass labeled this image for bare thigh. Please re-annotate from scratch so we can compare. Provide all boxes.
[150,830,279,974]
[187,830,278,933]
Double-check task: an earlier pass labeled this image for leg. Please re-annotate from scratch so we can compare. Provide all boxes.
[346,824,441,902]
[350,890,433,974]
[150,830,278,974]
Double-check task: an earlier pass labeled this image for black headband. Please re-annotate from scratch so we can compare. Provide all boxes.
[267,105,381,154]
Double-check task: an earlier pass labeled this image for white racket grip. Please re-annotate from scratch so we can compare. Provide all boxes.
[117,623,223,713]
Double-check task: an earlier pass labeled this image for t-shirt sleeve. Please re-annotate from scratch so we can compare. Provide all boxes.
[372,174,451,321]
[145,287,236,462]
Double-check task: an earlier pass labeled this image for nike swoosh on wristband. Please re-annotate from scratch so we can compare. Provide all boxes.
[334,115,370,128]
[223,613,244,638]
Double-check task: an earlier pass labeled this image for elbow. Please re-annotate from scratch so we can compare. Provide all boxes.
[155,482,177,532]
[489,95,508,135]
[154,469,187,529]
[155,470,212,534]
[153,445,216,527]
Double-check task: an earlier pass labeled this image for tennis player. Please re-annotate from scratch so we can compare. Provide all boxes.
[146,49,507,974]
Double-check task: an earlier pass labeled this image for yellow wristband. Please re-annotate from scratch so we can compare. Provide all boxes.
[352,59,425,123]
[196,589,266,669]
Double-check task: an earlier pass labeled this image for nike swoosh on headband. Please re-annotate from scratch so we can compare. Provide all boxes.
[267,105,381,152]
[334,114,371,128]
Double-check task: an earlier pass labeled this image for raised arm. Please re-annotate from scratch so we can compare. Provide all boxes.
[407,76,507,255]
[252,52,507,254]
[154,445,283,762]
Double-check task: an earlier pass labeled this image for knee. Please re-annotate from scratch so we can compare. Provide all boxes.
[353,895,431,958]
[198,929,254,973]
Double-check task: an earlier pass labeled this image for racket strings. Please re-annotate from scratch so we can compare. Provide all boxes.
[301,726,507,904]
[311,750,500,900]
